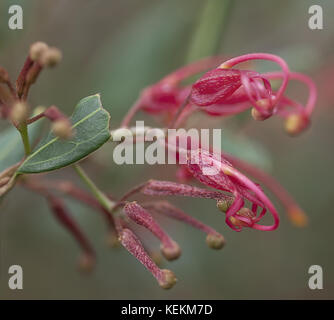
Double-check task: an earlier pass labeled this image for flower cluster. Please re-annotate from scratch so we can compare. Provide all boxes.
[123,53,317,136]
[0,44,317,290]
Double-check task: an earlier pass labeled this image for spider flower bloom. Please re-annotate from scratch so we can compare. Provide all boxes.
[121,57,223,126]
[118,227,177,289]
[185,149,280,231]
[222,152,308,227]
[123,202,181,260]
[190,53,290,121]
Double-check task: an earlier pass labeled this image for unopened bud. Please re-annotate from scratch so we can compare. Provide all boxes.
[40,47,62,67]
[52,119,73,139]
[29,42,49,61]
[217,198,233,213]
[158,269,177,289]
[206,233,225,250]
[284,113,308,136]
[238,207,255,219]
[10,102,28,125]
[160,240,181,261]
[78,254,95,273]
[230,208,256,228]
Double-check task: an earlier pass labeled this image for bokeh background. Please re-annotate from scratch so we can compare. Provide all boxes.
[0,0,333,299]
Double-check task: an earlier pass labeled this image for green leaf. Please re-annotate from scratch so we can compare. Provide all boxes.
[18,94,111,174]
[0,119,43,173]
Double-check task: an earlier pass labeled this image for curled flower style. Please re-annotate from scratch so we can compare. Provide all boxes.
[190,53,290,119]
[185,148,280,231]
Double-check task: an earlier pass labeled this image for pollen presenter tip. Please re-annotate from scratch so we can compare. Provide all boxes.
[160,240,182,261]
[158,269,177,289]
[29,42,49,61]
[284,113,309,136]
[40,47,62,67]
[206,233,225,250]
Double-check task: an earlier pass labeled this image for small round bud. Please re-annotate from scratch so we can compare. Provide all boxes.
[160,240,181,261]
[29,42,49,61]
[230,208,256,228]
[10,102,28,125]
[40,47,62,67]
[238,207,255,219]
[158,269,177,289]
[251,99,273,121]
[284,113,309,136]
[251,107,268,121]
[206,233,225,250]
[52,119,73,139]
[78,254,95,273]
[217,199,233,213]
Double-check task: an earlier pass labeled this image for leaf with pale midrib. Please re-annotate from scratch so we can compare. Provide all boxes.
[18,94,111,174]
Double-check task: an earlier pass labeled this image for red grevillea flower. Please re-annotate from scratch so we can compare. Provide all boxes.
[190,53,290,118]
[185,148,280,231]
[121,57,223,127]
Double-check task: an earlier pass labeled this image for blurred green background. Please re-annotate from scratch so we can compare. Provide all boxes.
[0,0,333,299]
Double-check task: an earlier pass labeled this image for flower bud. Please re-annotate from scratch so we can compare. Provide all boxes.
[216,198,233,212]
[40,47,62,67]
[206,233,225,250]
[284,113,309,136]
[158,269,177,289]
[29,42,49,61]
[160,240,181,261]
[251,98,273,121]
[230,208,256,228]
[52,119,73,139]
[10,102,28,125]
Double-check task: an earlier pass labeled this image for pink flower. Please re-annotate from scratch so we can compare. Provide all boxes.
[185,148,280,231]
[189,53,317,135]
[121,57,223,126]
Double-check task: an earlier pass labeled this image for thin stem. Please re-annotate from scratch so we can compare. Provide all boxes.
[19,124,31,156]
[186,0,233,63]
[73,164,116,212]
